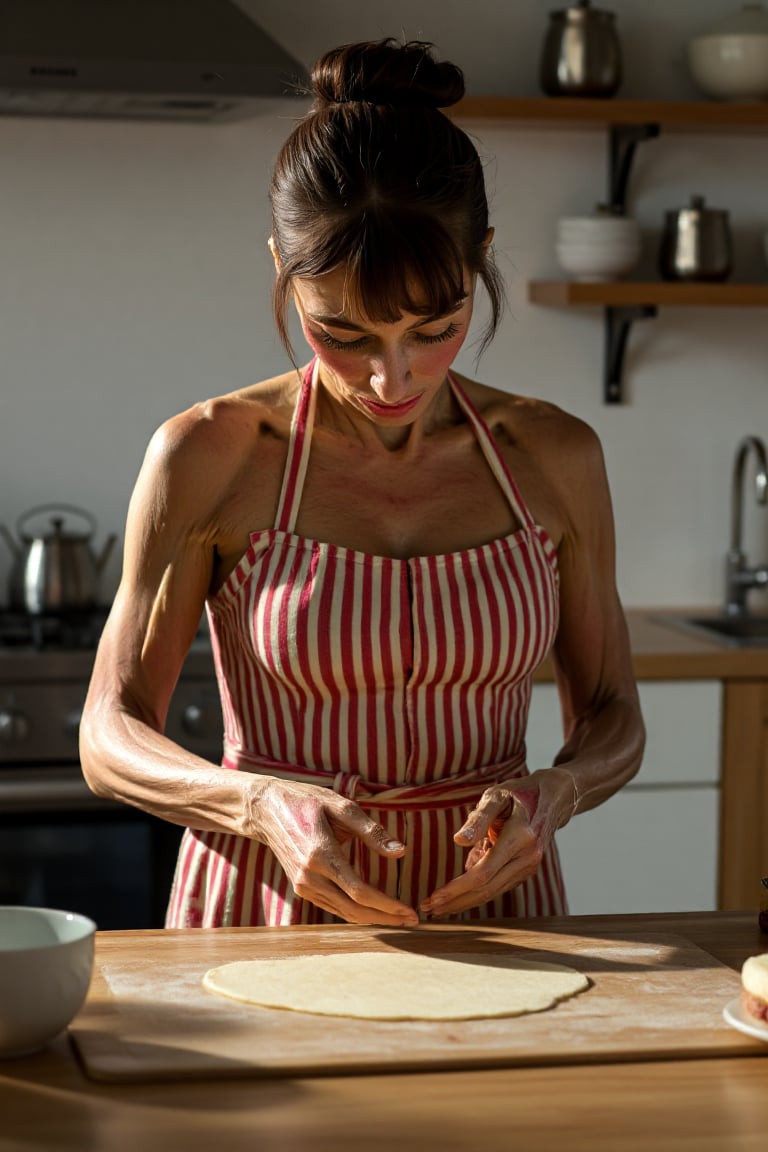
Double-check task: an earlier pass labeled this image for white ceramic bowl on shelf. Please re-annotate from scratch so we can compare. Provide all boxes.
[555,212,641,280]
[557,215,640,242]
[689,35,768,98]
[555,240,641,281]
[555,213,641,281]
[688,4,768,99]
[0,906,96,1058]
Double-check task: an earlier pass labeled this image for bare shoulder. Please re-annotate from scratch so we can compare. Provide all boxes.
[128,367,304,545]
[453,373,605,481]
[146,368,301,467]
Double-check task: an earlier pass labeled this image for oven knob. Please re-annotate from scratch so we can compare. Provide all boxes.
[0,708,30,745]
[64,708,83,736]
[181,703,206,737]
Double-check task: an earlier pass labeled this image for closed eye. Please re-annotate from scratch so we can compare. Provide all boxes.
[316,322,460,352]
[317,331,369,351]
[415,323,459,345]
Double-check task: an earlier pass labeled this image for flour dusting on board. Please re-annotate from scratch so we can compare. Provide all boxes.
[68,933,748,1084]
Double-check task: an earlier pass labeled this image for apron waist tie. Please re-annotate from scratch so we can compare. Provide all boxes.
[222,745,528,812]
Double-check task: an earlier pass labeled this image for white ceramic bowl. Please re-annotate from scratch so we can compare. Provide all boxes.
[557,216,640,241]
[688,34,768,99]
[555,237,641,281]
[0,906,95,1058]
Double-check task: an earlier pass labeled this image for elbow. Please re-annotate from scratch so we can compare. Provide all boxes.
[78,703,117,799]
[623,697,646,785]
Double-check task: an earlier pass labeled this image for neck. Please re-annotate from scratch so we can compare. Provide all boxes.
[314,373,460,455]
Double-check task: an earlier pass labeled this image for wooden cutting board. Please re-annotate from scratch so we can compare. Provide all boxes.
[69,924,758,1083]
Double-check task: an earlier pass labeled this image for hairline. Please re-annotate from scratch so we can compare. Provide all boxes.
[301,296,470,333]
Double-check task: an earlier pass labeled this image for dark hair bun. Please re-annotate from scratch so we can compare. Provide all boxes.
[310,38,465,110]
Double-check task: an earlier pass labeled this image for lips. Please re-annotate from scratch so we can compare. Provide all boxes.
[359,394,423,418]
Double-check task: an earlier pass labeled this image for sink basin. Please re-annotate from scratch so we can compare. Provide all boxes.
[658,614,768,647]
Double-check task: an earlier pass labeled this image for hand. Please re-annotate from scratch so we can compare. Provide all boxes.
[419,768,577,918]
[249,777,420,927]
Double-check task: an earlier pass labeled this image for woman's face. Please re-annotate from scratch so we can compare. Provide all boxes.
[291,267,475,426]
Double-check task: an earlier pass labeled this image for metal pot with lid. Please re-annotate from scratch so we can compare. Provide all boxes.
[540,0,622,97]
[659,195,733,282]
[0,503,117,615]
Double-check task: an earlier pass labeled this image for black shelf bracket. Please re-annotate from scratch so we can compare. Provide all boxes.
[603,122,661,400]
[608,122,660,213]
[604,304,657,404]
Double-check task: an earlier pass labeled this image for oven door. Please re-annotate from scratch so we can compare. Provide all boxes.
[0,767,183,930]
[0,649,223,929]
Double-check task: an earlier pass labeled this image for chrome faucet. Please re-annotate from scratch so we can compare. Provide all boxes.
[725,435,768,616]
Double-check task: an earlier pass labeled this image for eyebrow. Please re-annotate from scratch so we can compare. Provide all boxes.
[306,298,468,332]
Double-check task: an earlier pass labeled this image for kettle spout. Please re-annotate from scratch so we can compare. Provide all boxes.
[95,533,118,574]
[0,524,21,560]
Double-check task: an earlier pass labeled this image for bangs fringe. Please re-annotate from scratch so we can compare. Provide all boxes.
[338,210,468,322]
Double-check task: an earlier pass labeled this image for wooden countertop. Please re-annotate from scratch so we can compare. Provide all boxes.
[1,912,766,1152]
[534,608,768,682]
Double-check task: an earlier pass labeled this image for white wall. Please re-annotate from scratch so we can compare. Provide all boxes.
[1,0,766,610]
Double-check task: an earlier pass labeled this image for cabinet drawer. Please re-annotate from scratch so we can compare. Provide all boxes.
[526,680,721,785]
[555,786,718,914]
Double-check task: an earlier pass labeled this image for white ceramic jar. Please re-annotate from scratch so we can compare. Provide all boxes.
[688,3,768,100]
[555,208,641,281]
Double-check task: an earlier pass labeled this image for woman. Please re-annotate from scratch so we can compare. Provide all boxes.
[80,38,645,929]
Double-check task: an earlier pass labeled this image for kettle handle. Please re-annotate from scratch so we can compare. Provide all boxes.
[0,524,21,559]
[16,503,98,540]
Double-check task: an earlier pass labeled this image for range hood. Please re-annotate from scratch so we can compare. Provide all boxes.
[0,0,309,121]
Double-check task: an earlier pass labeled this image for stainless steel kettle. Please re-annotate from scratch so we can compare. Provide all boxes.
[540,0,622,97]
[0,504,117,615]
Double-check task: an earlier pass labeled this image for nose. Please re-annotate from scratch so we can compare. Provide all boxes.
[368,346,413,402]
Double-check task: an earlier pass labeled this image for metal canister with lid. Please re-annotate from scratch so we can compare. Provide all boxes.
[658,194,733,282]
[540,0,622,98]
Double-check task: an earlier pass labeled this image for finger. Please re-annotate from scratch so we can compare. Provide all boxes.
[298,870,420,926]
[306,831,419,923]
[328,806,407,858]
[422,821,536,916]
[454,786,516,846]
[421,852,530,917]
[360,819,408,858]
[306,875,421,926]
[464,837,491,871]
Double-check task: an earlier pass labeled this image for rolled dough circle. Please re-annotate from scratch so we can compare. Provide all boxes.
[202,950,589,1021]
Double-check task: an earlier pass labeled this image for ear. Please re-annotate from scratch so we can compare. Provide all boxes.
[483,227,495,250]
[268,235,281,271]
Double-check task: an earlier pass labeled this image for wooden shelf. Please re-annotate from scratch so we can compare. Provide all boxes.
[453,96,768,130]
[529,281,768,403]
[528,281,768,307]
[451,98,768,401]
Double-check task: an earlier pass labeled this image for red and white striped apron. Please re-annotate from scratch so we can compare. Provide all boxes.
[166,361,567,927]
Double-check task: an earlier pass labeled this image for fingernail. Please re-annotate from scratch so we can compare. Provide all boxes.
[385,839,404,851]
[461,823,477,841]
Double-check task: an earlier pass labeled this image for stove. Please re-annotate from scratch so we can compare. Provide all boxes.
[0,606,222,770]
[0,607,110,651]
[0,606,223,928]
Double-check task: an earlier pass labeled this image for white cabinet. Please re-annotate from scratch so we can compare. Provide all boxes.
[526,681,721,915]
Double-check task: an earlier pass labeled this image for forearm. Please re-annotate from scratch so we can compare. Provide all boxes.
[546,692,646,821]
[439,696,646,916]
[79,705,268,838]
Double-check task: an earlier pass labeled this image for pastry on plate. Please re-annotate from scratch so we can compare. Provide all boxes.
[741,953,768,1022]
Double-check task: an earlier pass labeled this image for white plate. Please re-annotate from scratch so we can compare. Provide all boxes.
[723,997,768,1043]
